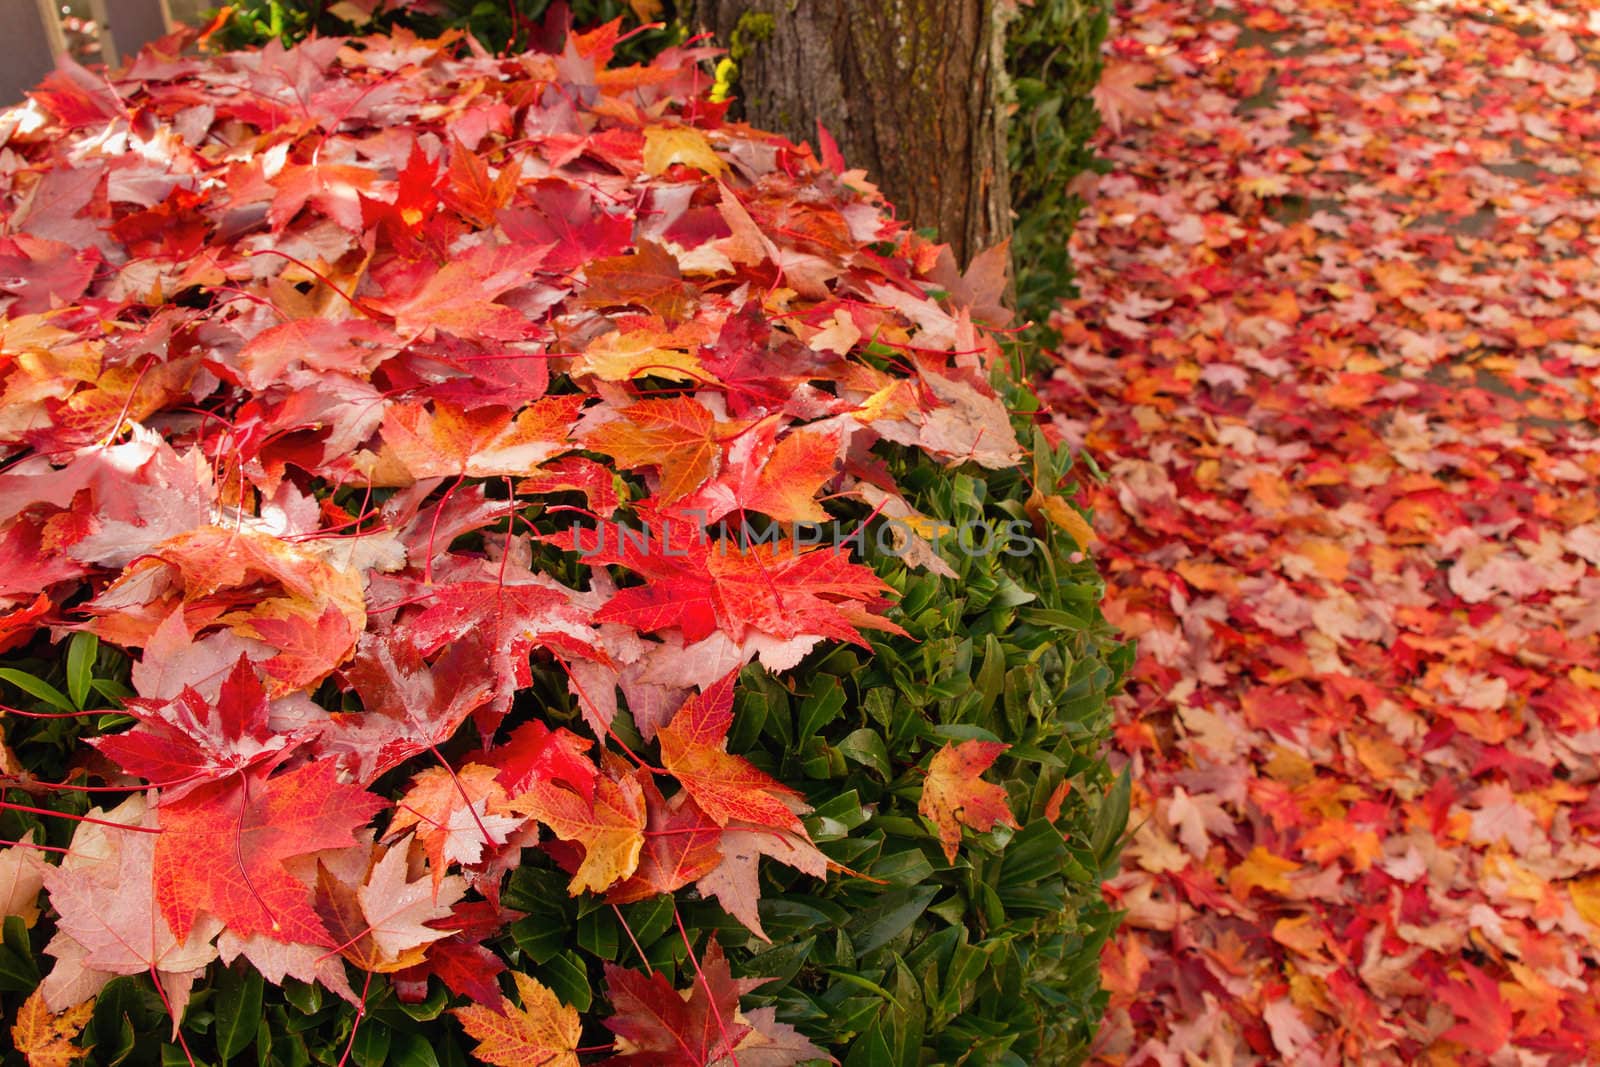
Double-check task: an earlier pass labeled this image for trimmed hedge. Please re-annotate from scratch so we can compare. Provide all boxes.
[0,17,1124,1067]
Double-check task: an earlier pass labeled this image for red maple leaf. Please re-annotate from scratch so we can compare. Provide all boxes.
[600,936,756,1066]
[153,760,385,944]
[656,671,807,833]
[605,774,723,904]
[498,179,633,272]
[1437,962,1514,1056]
[470,720,598,801]
[91,654,305,799]
[584,526,903,649]
[393,900,521,1008]
[321,632,496,784]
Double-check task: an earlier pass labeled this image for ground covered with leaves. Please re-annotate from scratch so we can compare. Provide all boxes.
[1051,0,1600,1062]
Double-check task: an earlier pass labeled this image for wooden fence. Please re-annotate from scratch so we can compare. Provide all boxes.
[2,0,174,104]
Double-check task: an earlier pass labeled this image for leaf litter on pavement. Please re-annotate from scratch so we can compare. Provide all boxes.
[1047,0,1600,1063]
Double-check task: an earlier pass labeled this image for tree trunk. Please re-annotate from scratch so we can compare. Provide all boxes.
[690,0,1011,268]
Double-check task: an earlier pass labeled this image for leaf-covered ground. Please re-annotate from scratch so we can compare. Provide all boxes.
[1045,0,1600,1062]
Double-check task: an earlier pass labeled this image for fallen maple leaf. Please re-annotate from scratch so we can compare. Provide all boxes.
[0,830,46,926]
[393,900,517,1007]
[643,126,726,178]
[696,823,828,941]
[600,936,755,1065]
[41,795,221,1024]
[313,843,465,973]
[453,971,582,1067]
[153,761,385,944]
[91,654,303,799]
[1091,61,1158,138]
[919,741,1018,863]
[504,753,646,895]
[582,396,734,504]
[386,762,521,887]
[657,671,808,833]
[580,240,695,323]
[10,989,93,1067]
[1437,962,1514,1056]
[605,775,723,904]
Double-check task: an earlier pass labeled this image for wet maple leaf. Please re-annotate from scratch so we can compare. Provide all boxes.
[504,754,646,895]
[588,532,903,649]
[919,741,1018,863]
[605,775,723,904]
[690,420,841,524]
[656,671,807,833]
[365,243,548,342]
[393,900,518,1008]
[10,990,93,1067]
[41,795,221,1022]
[381,396,582,480]
[323,632,496,784]
[153,761,385,944]
[233,318,401,391]
[472,720,598,801]
[90,525,366,689]
[515,457,622,517]
[453,971,582,1067]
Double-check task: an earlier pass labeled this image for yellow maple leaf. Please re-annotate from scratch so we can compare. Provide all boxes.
[1028,490,1097,550]
[453,972,581,1067]
[642,126,725,178]
[572,330,706,383]
[1238,173,1291,198]
[12,990,93,1067]
[1569,877,1600,934]
[1229,846,1300,898]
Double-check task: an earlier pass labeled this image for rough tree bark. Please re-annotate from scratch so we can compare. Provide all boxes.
[690,0,1011,268]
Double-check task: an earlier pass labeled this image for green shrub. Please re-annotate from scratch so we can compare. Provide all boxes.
[1006,0,1110,335]
[0,19,1123,1067]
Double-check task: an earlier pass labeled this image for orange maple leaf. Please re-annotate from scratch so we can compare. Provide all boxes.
[504,754,646,895]
[10,989,93,1067]
[583,396,741,503]
[657,671,809,832]
[919,741,1018,863]
[452,971,581,1067]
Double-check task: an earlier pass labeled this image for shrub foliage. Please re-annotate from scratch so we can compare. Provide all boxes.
[0,21,1124,1067]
